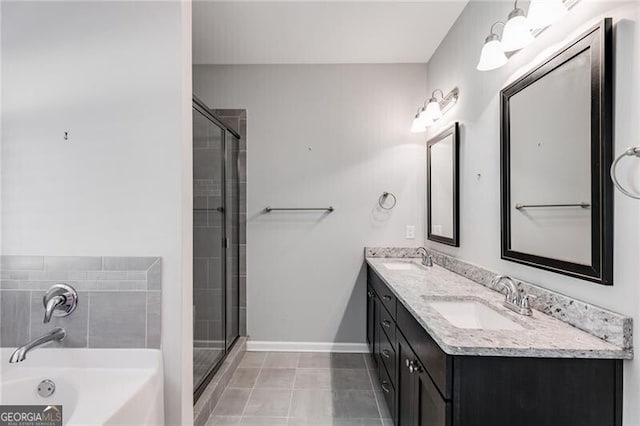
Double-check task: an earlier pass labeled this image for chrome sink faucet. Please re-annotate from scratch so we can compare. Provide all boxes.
[9,327,66,363]
[491,275,533,316]
[416,247,433,267]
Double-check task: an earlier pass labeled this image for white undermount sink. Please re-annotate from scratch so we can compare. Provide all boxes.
[429,300,524,330]
[383,262,422,271]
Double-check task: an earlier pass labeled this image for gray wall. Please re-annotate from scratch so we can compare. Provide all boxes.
[194,64,428,345]
[422,1,640,423]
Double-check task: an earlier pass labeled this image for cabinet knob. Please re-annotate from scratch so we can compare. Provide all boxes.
[382,349,391,359]
[407,360,422,373]
[382,320,391,328]
[380,381,391,394]
[382,295,392,301]
[367,291,373,298]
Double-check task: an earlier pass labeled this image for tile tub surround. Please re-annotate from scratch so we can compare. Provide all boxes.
[365,247,633,351]
[366,256,632,359]
[0,255,161,349]
[204,351,390,425]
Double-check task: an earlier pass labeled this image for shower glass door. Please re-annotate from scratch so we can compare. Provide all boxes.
[225,130,240,350]
[193,99,242,400]
[193,106,226,393]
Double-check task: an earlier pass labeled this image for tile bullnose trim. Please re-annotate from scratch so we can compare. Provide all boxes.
[364,247,633,350]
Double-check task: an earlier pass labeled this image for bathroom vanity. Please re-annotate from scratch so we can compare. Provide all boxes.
[366,255,630,426]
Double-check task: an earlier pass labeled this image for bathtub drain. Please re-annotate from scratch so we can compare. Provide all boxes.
[37,379,56,397]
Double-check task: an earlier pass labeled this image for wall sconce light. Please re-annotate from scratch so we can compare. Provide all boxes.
[410,88,459,133]
[527,0,568,29]
[501,1,534,52]
[477,22,508,71]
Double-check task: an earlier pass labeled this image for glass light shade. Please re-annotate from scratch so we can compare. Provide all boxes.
[477,36,508,71]
[418,109,435,127]
[527,0,567,29]
[501,9,534,52]
[424,99,442,121]
[410,116,426,133]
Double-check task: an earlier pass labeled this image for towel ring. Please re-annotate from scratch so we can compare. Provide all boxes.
[378,192,397,210]
[610,147,640,200]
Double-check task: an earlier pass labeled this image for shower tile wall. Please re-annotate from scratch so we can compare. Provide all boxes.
[212,109,247,337]
[194,124,226,350]
[0,256,161,348]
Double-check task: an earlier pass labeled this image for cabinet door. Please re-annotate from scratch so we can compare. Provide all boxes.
[415,367,451,426]
[367,285,376,356]
[398,333,451,426]
[397,334,416,426]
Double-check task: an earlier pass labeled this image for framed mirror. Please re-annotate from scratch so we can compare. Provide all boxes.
[427,122,459,247]
[500,19,613,285]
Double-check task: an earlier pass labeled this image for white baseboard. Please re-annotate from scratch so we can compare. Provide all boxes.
[246,340,369,353]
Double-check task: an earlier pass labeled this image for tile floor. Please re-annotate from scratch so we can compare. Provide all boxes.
[205,352,392,425]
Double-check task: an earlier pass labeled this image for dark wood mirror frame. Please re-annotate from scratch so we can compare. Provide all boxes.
[427,122,460,247]
[500,18,613,285]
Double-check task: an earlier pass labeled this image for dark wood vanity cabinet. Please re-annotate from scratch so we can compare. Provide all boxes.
[366,266,623,426]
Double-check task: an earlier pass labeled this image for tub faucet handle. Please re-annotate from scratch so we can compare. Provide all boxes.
[42,284,78,323]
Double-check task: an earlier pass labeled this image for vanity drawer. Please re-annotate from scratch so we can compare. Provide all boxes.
[378,356,395,418]
[398,302,452,400]
[368,267,397,318]
[379,303,397,343]
[379,324,396,386]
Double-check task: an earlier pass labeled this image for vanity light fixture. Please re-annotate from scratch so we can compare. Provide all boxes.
[477,22,508,71]
[501,0,535,52]
[477,0,576,72]
[527,0,568,29]
[410,88,459,133]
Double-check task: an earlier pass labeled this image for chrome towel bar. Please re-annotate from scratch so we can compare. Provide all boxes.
[610,147,640,199]
[515,203,590,210]
[264,206,334,213]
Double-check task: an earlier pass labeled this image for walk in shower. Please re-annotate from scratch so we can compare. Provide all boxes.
[192,97,241,400]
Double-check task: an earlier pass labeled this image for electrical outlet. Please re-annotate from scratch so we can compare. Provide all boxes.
[406,225,416,239]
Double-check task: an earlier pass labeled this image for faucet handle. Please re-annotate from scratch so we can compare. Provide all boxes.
[43,284,78,323]
[519,294,537,309]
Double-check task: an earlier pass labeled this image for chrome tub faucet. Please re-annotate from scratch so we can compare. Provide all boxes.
[9,327,66,363]
[9,284,78,364]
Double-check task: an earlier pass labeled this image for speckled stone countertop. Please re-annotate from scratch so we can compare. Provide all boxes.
[366,257,632,359]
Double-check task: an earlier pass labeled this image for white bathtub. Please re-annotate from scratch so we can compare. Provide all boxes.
[0,348,164,425]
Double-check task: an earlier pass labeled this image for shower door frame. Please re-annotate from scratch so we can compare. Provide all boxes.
[193,96,241,402]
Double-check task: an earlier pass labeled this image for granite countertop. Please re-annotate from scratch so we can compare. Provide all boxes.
[366,257,632,359]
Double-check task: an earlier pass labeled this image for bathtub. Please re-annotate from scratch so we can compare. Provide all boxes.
[0,348,164,425]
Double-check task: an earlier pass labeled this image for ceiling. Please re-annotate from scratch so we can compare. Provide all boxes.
[193,1,468,65]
